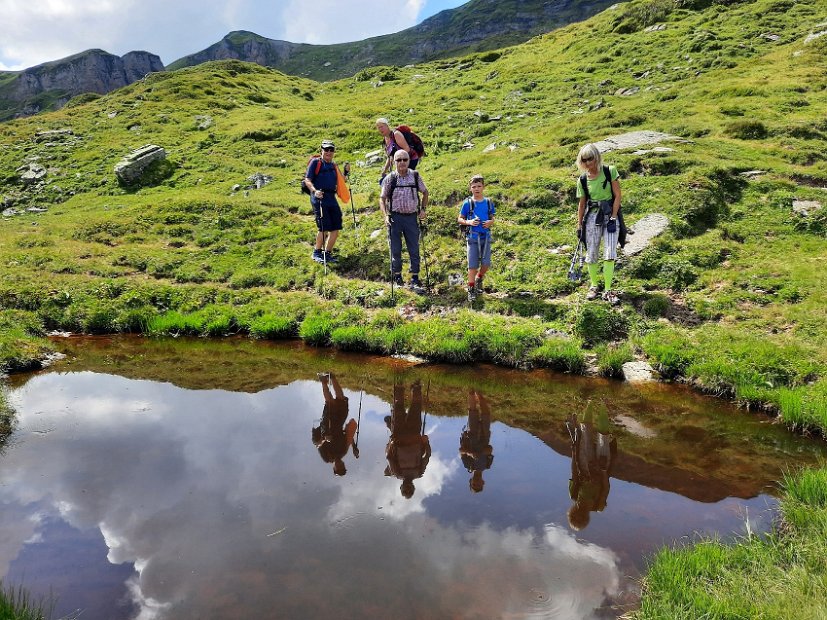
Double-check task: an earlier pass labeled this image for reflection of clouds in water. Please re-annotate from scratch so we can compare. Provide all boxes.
[0,507,41,576]
[328,453,454,522]
[2,373,621,619]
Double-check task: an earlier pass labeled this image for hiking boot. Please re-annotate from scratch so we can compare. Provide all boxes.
[474,276,484,294]
[603,290,620,305]
[322,251,338,264]
[467,284,477,302]
[311,249,324,263]
[409,275,423,290]
[393,274,404,287]
[586,286,600,300]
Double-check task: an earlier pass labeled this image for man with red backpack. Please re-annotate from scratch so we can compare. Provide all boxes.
[303,140,349,264]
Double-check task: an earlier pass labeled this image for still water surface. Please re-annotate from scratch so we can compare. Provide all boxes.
[2,336,826,619]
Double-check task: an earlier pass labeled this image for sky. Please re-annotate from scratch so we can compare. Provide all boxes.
[0,0,468,71]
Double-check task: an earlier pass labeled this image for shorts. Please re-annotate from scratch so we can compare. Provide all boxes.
[467,234,492,269]
[312,199,343,232]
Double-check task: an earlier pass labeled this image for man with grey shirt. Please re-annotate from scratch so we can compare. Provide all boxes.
[379,150,429,290]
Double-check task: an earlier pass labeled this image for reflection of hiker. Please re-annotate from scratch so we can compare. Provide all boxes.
[384,379,431,499]
[458,174,496,302]
[380,151,429,290]
[304,140,350,264]
[312,372,359,476]
[459,389,494,493]
[376,117,421,180]
[566,404,617,531]
[575,143,625,305]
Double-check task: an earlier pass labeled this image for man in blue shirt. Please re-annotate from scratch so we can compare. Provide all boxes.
[304,140,345,263]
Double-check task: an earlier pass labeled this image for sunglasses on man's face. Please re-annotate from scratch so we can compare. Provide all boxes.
[322,147,335,152]
[395,158,409,162]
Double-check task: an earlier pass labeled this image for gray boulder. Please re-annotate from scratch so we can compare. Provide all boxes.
[114,144,167,185]
[18,163,47,185]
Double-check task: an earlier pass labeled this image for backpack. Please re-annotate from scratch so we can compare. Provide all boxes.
[387,170,421,212]
[579,165,627,248]
[459,197,492,238]
[299,156,323,195]
[395,125,425,158]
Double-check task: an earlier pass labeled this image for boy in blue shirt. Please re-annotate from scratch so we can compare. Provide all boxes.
[458,174,495,301]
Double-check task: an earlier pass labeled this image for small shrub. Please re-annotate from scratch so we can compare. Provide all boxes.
[331,326,373,352]
[574,304,629,346]
[247,315,297,339]
[642,293,670,317]
[299,313,334,346]
[658,258,698,290]
[596,342,634,378]
[530,338,587,373]
[725,120,768,140]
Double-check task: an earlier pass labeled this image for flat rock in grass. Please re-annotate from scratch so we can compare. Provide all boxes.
[391,354,429,365]
[793,199,822,216]
[632,146,674,155]
[623,213,669,256]
[18,163,47,184]
[370,229,383,240]
[34,128,74,142]
[113,144,166,185]
[739,170,765,178]
[804,28,827,44]
[622,360,656,383]
[593,130,680,153]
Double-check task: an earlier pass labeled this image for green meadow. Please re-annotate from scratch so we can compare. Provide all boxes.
[1,0,827,610]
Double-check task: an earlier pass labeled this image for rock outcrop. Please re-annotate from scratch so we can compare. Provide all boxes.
[114,145,167,185]
[0,49,164,121]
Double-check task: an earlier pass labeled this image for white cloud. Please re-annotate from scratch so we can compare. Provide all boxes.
[0,0,437,70]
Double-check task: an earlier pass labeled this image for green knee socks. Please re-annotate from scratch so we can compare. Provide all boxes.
[588,263,601,287]
[603,260,615,291]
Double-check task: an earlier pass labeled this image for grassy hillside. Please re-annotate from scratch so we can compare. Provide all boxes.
[1,0,826,431]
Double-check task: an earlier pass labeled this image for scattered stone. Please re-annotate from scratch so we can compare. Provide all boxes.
[128,124,141,132]
[739,170,765,178]
[483,143,497,153]
[614,87,640,96]
[632,146,675,155]
[462,142,475,150]
[644,24,666,32]
[509,144,519,152]
[759,33,781,42]
[114,144,167,185]
[18,163,47,184]
[634,70,651,80]
[26,207,48,213]
[107,111,118,118]
[195,115,213,130]
[622,360,657,383]
[323,61,332,67]
[623,213,669,256]
[804,29,827,44]
[391,353,429,365]
[370,229,383,240]
[2,208,21,217]
[549,244,573,255]
[792,200,822,216]
[231,184,241,192]
[247,172,273,189]
[34,128,73,142]
[593,130,681,153]
[364,149,384,166]
[371,81,384,88]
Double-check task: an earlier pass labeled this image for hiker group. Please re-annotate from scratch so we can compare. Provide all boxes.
[304,119,624,304]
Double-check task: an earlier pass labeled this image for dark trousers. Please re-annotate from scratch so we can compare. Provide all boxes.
[389,213,420,276]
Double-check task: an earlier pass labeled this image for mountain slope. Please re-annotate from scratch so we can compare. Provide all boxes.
[0,49,164,122]
[167,0,619,79]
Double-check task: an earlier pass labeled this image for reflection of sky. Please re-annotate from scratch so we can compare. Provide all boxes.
[0,370,770,619]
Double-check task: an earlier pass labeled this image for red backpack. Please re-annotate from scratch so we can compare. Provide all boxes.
[395,125,426,158]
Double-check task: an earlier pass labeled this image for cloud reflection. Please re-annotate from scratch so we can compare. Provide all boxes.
[1,372,621,619]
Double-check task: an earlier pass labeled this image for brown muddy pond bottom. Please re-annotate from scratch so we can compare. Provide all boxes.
[2,337,826,619]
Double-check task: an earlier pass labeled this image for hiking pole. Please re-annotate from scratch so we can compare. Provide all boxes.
[386,215,395,304]
[345,163,360,250]
[354,390,363,457]
[418,216,432,290]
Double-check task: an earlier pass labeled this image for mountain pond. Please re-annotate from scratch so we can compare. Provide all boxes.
[2,336,825,619]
